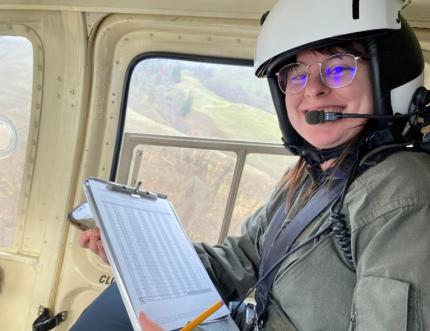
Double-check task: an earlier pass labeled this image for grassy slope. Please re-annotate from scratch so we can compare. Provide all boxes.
[179,71,281,142]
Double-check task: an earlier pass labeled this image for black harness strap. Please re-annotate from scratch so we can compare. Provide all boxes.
[32,306,67,331]
[255,176,345,323]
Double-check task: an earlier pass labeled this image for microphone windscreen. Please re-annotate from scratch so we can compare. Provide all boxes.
[305,111,324,125]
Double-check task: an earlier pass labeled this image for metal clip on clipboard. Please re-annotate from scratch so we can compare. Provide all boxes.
[107,181,167,200]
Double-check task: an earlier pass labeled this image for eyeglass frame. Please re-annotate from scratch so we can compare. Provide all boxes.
[275,53,362,95]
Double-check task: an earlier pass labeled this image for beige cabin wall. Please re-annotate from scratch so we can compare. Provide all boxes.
[0,10,89,330]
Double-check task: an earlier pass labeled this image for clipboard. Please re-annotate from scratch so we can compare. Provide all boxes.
[83,177,230,331]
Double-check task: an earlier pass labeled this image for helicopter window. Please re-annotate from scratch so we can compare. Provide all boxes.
[0,36,33,247]
[125,58,280,142]
[119,57,297,244]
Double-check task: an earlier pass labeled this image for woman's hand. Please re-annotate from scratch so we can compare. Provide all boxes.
[139,312,164,331]
[80,227,109,264]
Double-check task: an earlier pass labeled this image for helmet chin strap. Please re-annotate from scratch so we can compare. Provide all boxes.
[283,124,403,176]
[283,138,347,168]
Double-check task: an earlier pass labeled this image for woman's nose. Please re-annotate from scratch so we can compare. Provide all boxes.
[304,65,330,97]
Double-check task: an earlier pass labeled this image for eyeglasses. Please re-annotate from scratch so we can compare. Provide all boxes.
[276,53,361,94]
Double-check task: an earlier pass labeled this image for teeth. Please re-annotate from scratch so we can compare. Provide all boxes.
[308,106,344,112]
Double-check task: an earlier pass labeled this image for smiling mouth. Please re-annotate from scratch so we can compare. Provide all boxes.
[304,106,346,114]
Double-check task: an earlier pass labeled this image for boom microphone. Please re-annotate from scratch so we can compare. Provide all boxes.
[305,110,413,125]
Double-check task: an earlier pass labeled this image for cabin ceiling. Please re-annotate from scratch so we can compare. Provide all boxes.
[0,0,428,61]
[0,0,277,19]
[0,0,428,26]
[403,0,430,27]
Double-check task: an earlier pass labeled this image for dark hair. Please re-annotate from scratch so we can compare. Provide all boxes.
[286,41,370,64]
[313,40,369,58]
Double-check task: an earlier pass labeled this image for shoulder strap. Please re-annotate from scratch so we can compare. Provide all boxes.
[255,178,344,323]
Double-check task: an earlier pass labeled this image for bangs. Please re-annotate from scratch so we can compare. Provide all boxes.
[312,41,370,60]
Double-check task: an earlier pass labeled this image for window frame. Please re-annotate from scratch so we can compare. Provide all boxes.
[115,54,290,243]
[111,52,253,180]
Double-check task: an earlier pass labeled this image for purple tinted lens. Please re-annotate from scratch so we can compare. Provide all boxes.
[278,63,307,93]
[323,55,357,88]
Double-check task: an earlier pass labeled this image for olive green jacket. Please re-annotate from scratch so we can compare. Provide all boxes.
[195,151,430,331]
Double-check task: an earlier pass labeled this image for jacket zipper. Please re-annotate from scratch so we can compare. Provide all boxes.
[350,302,357,331]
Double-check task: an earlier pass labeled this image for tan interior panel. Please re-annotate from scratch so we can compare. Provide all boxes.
[0,256,36,330]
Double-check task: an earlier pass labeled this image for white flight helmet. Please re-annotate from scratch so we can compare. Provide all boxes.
[255,0,425,162]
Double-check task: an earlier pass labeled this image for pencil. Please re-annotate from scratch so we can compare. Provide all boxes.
[180,300,224,331]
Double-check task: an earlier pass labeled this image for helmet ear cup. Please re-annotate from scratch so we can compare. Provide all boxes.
[367,16,424,116]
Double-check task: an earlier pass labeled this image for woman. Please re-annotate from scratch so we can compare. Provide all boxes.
[72,0,430,330]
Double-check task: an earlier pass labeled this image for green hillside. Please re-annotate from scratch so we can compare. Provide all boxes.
[179,71,281,142]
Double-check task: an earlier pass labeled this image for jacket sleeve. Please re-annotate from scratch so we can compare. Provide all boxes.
[347,153,430,330]
[194,184,286,302]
